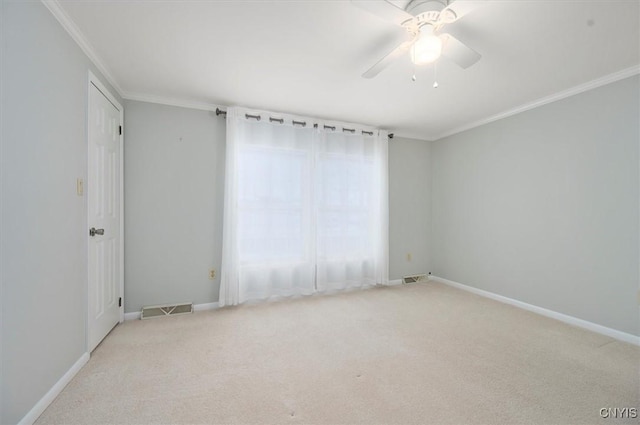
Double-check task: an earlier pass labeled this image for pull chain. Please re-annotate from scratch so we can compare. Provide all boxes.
[411,45,417,82]
[433,61,439,88]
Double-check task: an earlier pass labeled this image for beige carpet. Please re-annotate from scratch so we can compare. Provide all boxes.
[36,282,639,425]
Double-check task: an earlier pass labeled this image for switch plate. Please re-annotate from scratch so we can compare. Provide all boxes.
[76,178,84,196]
[406,253,412,262]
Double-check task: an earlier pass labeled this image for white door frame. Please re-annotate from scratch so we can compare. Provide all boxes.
[87,71,124,352]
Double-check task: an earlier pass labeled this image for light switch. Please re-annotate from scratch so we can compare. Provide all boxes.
[76,178,84,196]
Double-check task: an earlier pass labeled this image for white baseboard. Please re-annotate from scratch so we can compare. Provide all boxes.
[124,311,141,321]
[124,301,220,320]
[388,279,403,286]
[18,352,90,425]
[193,302,220,312]
[430,276,639,346]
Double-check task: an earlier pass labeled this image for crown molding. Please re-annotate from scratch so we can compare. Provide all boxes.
[122,92,225,112]
[39,0,638,141]
[41,0,124,97]
[124,92,404,139]
[391,130,436,142]
[432,65,640,141]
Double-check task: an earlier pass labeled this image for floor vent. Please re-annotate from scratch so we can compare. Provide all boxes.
[141,302,193,320]
[403,274,427,284]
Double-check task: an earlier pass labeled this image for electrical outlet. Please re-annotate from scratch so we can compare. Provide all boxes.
[209,269,216,280]
[76,178,84,196]
[406,253,412,262]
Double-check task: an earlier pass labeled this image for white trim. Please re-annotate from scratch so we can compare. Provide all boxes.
[193,302,220,312]
[41,1,124,97]
[122,92,224,112]
[431,276,640,346]
[124,311,141,321]
[388,279,403,286]
[119,104,125,325]
[432,65,640,140]
[124,301,220,320]
[390,132,436,142]
[17,352,89,425]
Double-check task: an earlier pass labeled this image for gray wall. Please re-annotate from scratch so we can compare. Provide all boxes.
[123,101,225,312]
[0,2,122,423]
[389,137,431,280]
[123,106,432,312]
[431,75,639,336]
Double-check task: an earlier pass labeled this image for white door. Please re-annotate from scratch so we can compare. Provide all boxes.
[88,81,122,353]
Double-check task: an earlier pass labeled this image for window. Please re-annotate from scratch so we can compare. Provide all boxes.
[220,108,388,306]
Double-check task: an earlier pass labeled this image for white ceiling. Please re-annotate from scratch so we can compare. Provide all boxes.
[54,0,639,140]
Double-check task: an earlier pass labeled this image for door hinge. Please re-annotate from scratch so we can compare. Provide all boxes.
[119,125,122,135]
[119,297,122,307]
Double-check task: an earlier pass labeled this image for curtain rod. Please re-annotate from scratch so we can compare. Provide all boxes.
[215,108,394,139]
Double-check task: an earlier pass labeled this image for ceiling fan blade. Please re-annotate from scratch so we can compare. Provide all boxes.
[440,33,481,69]
[440,0,486,24]
[351,0,415,26]
[362,38,417,78]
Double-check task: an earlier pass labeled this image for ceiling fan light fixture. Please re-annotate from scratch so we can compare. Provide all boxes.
[410,27,442,65]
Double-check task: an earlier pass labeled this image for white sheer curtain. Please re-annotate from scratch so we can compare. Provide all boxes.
[219,107,388,307]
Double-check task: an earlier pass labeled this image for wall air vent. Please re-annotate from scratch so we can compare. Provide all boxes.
[141,302,193,320]
[403,274,427,284]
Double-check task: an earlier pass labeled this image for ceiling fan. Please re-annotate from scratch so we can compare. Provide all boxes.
[352,0,485,78]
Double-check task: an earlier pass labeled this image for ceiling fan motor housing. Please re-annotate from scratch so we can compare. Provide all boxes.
[406,0,446,15]
[405,0,457,32]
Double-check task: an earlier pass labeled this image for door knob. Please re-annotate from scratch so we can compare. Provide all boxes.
[89,227,105,237]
